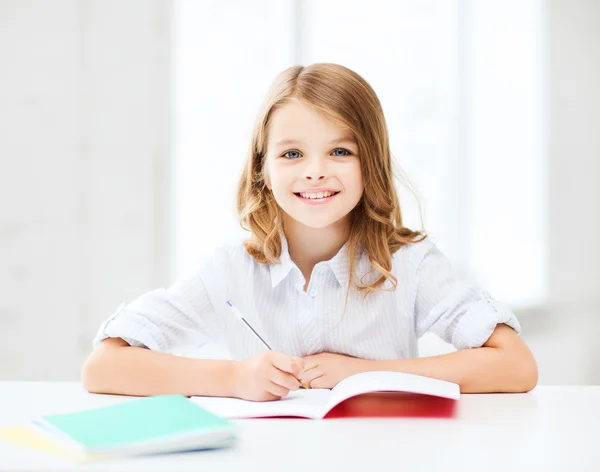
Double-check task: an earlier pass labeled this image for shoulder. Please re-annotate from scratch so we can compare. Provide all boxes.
[391,235,437,274]
[185,235,262,304]
[195,235,257,276]
[197,237,254,268]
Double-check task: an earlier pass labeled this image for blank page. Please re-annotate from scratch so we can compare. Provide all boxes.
[192,389,332,419]
[326,371,460,413]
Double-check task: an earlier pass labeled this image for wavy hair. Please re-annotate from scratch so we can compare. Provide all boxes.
[236,63,426,305]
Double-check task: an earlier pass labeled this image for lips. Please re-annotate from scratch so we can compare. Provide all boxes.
[293,191,341,206]
[293,191,341,200]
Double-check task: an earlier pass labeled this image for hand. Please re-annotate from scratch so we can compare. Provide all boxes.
[232,351,304,402]
[299,352,371,389]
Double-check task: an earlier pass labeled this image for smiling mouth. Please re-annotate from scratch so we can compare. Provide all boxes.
[293,191,341,201]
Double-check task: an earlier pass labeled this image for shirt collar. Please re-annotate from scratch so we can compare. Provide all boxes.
[269,232,356,289]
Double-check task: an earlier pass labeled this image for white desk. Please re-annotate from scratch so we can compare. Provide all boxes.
[0,382,599,471]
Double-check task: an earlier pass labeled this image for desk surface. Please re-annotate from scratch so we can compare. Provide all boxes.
[1,382,599,472]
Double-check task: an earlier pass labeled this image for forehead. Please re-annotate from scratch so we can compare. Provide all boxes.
[268,99,354,144]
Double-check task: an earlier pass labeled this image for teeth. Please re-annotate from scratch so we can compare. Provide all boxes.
[299,191,336,199]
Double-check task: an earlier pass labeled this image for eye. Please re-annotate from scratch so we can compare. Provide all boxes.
[332,148,351,157]
[282,150,302,159]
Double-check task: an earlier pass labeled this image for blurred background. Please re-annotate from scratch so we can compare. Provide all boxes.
[0,0,598,383]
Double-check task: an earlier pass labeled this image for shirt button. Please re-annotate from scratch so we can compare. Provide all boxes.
[310,289,317,297]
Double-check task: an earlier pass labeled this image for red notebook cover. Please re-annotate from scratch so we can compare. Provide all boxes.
[324,392,457,419]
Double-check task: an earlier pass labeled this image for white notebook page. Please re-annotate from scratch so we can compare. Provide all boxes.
[326,371,460,413]
[191,388,333,419]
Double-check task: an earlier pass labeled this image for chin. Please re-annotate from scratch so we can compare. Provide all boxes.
[277,196,357,229]
[297,219,336,229]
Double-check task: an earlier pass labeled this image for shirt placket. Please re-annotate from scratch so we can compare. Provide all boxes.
[296,265,327,355]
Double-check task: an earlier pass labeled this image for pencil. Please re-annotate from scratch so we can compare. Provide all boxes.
[226,300,309,389]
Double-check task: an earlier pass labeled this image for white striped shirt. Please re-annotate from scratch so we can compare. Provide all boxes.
[92,233,521,360]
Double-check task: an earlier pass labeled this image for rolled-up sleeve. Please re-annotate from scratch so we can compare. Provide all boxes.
[92,270,219,354]
[414,243,521,349]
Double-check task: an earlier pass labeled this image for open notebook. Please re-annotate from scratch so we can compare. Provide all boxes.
[192,371,460,419]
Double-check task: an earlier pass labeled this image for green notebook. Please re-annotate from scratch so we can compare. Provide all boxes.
[33,395,236,459]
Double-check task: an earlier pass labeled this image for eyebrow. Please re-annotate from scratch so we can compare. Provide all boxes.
[274,137,357,147]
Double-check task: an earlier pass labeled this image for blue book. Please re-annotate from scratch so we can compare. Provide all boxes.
[33,394,236,459]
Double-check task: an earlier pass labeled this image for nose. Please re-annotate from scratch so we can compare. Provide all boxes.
[304,157,327,181]
[306,173,326,181]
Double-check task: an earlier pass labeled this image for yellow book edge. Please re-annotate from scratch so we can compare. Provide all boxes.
[0,425,104,462]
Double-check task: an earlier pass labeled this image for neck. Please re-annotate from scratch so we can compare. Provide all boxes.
[282,215,352,267]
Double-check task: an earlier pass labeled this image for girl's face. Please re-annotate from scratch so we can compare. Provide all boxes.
[264,99,364,229]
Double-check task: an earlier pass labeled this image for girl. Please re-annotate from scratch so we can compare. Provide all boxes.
[82,63,538,402]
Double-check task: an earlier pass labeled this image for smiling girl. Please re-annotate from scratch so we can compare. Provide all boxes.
[82,63,538,401]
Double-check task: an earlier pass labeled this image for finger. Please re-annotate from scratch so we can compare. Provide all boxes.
[258,392,281,402]
[265,380,290,398]
[269,366,300,391]
[302,354,323,371]
[307,374,326,389]
[270,351,302,377]
[292,357,307,386]
[299,368,323,386]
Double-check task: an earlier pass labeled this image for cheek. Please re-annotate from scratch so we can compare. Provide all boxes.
[342,163,364,193]
[269,165,297,186]
[268,166,294,193]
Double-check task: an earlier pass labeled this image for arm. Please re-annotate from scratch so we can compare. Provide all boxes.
[300,324,538,393]
[368,323,538,393]
[82,338,305,401]
[81,337,237,397]
[83,263,240,397]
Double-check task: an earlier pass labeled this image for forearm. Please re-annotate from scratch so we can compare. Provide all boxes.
[81,338,237,397]
[367,346,538,393]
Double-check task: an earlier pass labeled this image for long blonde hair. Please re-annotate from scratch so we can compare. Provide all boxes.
[236,63,426,303]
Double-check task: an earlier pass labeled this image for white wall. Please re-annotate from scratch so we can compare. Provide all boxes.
[0,0,172,380]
